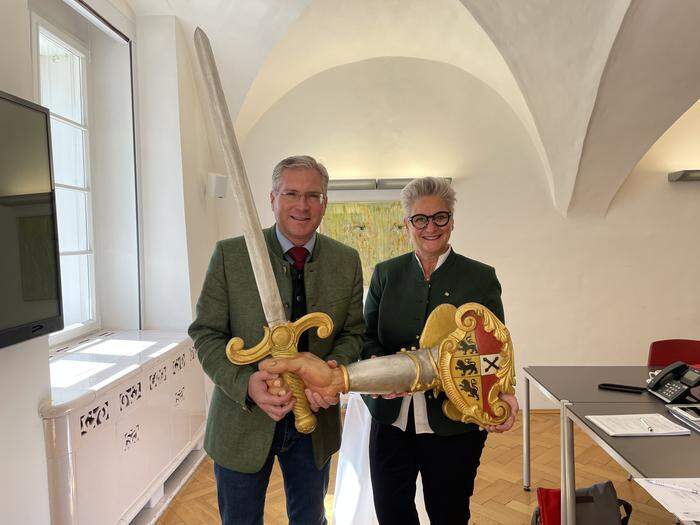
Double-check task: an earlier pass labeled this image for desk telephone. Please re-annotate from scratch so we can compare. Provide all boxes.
[647,361,700,403]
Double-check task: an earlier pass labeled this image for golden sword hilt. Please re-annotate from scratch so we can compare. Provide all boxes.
[226,312,334,433]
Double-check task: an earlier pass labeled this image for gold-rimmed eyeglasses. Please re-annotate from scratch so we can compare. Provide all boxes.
[277,191,326,205]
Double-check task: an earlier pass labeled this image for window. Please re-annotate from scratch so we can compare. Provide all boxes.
[35,23,97,341]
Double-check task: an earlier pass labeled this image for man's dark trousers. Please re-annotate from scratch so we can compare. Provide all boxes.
[214,411,330,525]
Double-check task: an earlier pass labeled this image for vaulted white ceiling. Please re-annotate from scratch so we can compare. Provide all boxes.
[125,0,700,217]
[570,0,700,216]
[460,0,630,214]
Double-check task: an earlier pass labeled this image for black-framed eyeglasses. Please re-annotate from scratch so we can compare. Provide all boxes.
[408,211,452,229]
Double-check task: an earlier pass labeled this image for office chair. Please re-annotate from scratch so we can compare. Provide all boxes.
[647,339,700,367]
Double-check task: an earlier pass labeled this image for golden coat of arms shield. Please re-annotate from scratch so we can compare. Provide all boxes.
[420,302,515,427]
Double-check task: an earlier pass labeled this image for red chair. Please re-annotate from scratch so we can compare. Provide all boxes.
[647,339,700,367]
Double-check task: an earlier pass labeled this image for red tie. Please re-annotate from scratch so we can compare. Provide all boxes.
[287,247,309,271]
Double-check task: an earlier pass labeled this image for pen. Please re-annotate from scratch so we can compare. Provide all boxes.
[647,480,700,495]
[639,417,654,432]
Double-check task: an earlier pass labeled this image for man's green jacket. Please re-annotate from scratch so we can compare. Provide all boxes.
[189,226,364,472]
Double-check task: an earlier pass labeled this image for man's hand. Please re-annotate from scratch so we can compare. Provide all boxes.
[484,392,519,433]
[259,352,346,399]
[248,370,294,421]
[265,359,341,412]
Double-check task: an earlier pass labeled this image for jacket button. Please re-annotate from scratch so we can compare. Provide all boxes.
[284,302,290,308]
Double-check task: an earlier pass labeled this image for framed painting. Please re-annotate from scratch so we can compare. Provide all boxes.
[321,201,410,283]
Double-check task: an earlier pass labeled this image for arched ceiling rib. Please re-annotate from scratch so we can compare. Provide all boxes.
[570,0,700,216]
[234,0,553,198]
[459,0,631,215]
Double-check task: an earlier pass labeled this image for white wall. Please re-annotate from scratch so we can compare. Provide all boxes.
[0,2,52,522]
[174,21,220,310]
[30,0,90,42]
[0,0,33,99]
[234,57,700,408]
[135,15,218,329]
[89,25,140,330]
[0,337,52,524]
[135,16,192,330]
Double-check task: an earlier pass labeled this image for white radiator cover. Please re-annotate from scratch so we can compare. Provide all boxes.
[41,331,207,525]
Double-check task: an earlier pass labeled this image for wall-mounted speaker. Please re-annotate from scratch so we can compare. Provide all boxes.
[206,172,228,198]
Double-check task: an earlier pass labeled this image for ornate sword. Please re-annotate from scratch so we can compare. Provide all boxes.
[261,302,517,427]
[194,27,332,433]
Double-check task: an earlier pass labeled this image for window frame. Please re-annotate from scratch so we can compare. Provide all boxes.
[31,14,100,346]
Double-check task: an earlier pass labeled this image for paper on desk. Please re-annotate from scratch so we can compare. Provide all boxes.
[635,478,700,521]
[585,413,691,436]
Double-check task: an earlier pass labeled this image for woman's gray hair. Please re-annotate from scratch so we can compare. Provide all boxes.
[272,155,329,193]
[400,177,456,216]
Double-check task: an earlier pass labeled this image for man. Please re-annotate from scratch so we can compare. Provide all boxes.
[189,155,364,525]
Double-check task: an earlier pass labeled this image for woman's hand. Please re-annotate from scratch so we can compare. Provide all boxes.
[484,392,519,433]
[380,392,411,399]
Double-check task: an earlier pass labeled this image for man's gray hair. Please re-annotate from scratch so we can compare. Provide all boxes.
[272,155,329,193]
[400,177,456,216]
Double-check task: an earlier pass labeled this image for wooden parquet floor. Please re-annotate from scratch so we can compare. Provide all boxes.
[157,411,675,524]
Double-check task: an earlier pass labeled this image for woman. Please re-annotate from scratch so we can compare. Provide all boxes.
[363,176,518,525]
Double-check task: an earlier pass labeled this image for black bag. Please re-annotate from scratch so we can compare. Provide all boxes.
[530,480,632,525]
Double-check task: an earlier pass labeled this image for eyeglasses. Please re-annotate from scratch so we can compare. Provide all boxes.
[277,191,326,205]
[408,211,452,229]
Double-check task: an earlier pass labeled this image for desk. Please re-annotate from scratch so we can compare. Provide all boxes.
[567,402,700,479]
[565,402,700,525]
[523,366,700,525]
[523,366,652,490]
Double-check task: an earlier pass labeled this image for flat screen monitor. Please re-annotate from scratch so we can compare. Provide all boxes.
[0,90,63,349]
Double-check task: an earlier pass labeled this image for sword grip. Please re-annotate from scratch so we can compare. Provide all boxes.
[283,371,317,433]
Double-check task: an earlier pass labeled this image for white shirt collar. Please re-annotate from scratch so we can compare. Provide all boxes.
[414,246,452,273]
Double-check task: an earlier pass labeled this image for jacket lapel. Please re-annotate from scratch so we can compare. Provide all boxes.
[304,235,322,309]
[263,225,293,320]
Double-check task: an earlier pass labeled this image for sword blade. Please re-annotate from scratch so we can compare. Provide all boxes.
[194,27,286,327]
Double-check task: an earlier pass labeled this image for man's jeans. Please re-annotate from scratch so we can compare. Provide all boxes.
[214,413,330,525]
